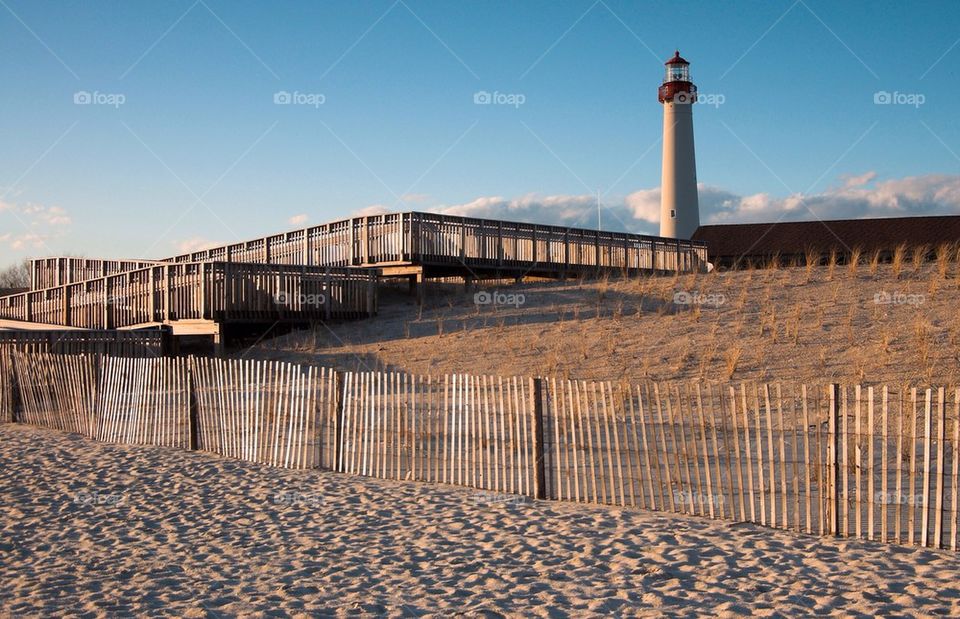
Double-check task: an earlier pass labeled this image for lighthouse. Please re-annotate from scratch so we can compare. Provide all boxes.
[658,51,700,239]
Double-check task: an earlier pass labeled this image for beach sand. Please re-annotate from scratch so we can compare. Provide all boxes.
[2,423,959,617]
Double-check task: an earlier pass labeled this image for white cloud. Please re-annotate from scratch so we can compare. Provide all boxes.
[38,206,71,227]
[423,173,960,234]
[351,205,394,217]
[175,237,221,254]
[706,173,960,224]
[0,201,72,253]
[840,171,877,189]
[624,188,660,222]
[288,213,309,226]
[432,193,636,230]
[2,202,72,227]
[0,232,50,250]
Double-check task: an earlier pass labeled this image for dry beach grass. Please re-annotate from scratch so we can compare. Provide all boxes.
[253,262,960,388]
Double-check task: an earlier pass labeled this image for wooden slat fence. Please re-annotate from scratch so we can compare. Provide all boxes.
[191,357,339,469]
[4,352,960,552]
[0,329,168,357]
[10,351,99,435]
[0,348,13,423]
[338,372,537,493]
[95,356,191,449]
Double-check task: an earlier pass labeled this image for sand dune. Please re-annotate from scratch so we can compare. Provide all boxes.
[252,265,960,388]
[2,423,960,617]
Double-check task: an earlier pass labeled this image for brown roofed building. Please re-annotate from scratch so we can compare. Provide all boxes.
[692,215,960,269]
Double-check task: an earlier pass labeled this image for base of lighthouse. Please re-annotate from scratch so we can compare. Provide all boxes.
[659,100,700,239]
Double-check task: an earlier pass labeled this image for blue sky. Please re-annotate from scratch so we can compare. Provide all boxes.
[1,0,959,268]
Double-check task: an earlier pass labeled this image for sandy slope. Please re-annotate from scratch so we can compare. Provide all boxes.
[2,423,960,617]
[250,264,960,388]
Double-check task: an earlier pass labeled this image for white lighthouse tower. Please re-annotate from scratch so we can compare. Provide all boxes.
[658,51,700,239]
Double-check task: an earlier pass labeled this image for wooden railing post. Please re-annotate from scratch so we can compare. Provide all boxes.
[531,377,546,500]
[532,225,538,264]
[163,265,171,323]
[361,216,370,265]
[102,279,110,329]
[348,218,356,266]
[63,286,71,326]
[149,267,157,322]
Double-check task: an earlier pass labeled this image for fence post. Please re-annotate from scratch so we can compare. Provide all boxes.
[333,371,345,472]
[188,360,199,451]
[828,383,841,536]
[8,351,23,424]
[531,377,546,500]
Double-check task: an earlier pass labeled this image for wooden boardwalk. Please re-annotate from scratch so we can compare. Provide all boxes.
[32,212,708,288]
[7,212,705,348]
[0,262,377,333]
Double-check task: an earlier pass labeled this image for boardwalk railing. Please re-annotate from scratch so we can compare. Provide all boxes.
[167,212,707,274]
[0,262,378,329]
[6,354,958,551]
[31,212,708,289]
[31,257,164,290]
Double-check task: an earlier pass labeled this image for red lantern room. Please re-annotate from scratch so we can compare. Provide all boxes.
[658,50,697,104]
